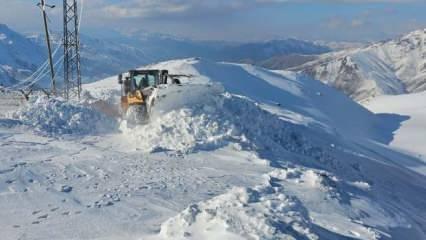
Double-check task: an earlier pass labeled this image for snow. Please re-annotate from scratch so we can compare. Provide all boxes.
[157,166,410,240]
[1,58,426,240]
[0,33,7,41]
[12,96,117,136]
[365,91,426,163]
[158,173,319,240]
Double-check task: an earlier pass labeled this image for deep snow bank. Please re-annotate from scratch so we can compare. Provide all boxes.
[120,83,332,166]
[119,84,235,153]
[13,97,117,135]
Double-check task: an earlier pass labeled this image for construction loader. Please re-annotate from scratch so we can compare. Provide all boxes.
[118,69,183,124]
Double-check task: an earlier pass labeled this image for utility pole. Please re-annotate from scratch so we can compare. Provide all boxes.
[38,0,56,95]
[63,0,82,100]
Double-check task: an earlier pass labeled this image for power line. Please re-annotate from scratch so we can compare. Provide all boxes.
[23,53,66,89]
[0,42,62,92]
[0,0,84,99]
[1,0,85,99]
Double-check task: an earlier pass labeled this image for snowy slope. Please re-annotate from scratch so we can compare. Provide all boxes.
[292,28,426,102]
[143,59,386,143]
[1,58,426,240]
[366,91,426,163]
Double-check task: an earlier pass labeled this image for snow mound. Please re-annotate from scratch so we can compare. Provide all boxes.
[121,84,331,162]
[13,97,117,136]
[119,83,234,153]
[159,176,318,240]
[119,106,236,153]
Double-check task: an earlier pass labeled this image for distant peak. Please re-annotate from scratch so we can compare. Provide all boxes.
[0,23,10,30]
[402,28,426,38]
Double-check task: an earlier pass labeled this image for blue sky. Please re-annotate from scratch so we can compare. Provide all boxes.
[1,0,425,42]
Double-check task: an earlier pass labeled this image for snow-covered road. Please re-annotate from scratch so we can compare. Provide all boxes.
[0,124,270,239]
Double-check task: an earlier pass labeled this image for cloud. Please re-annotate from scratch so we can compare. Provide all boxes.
[324,16,367,31]
[95,0,422,20]
[0,0,423,42]
[351,19,365,28]
[99,0,256,19]
[102,1,193,18]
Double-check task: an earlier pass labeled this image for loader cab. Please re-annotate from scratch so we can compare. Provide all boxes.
[132,71,156,90]
[118,69,169,95]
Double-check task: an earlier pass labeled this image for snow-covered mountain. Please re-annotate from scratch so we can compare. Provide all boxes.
[125,30,331,63]
[1,58,425,239]
[0,23,330,87]
[314,40,368,51]
[74,34,330,80]
[0,24,45,87]
[219,39,330,62]
[291,28,426,102]
[27,32,154,84]
[256,54,318,70]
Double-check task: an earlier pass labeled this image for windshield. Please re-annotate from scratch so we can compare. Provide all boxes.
[133,73,157,89]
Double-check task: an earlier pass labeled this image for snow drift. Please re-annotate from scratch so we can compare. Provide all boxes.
[12,96,117,136]
[120,84,331,165]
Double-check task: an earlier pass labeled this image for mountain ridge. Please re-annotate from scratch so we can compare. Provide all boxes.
[290,28,426,102]
[0,23,330,87]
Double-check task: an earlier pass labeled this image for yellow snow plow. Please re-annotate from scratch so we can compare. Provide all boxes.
[118,69,181,124]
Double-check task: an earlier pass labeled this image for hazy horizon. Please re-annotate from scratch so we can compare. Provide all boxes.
[1,0,425,43]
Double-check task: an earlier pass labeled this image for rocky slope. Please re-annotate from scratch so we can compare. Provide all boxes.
[291,29,426,102]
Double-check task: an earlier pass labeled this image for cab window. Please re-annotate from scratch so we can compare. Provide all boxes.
[132,72,157,89]
[133,75,145,89]
[147,74,156,87]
